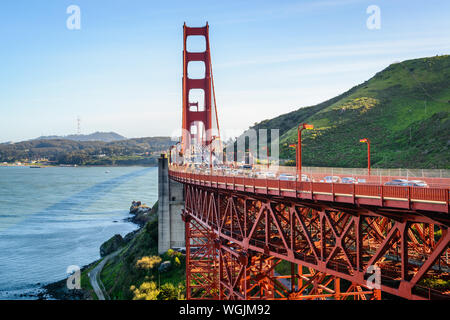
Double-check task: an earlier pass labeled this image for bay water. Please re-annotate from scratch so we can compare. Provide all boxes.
[0,166,158,299]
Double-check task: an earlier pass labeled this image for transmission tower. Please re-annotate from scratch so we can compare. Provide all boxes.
[77,116,81,135]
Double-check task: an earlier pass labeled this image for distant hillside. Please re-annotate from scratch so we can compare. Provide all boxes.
[0,136,173,166]
[245,55,450,169]
[36,131,127,143]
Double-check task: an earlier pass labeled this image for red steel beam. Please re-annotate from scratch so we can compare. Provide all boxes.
[181,182,450,300]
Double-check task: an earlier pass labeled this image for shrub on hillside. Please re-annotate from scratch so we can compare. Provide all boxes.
[136,256,162,270]
[131,282,159,300]
[157,283,185,300]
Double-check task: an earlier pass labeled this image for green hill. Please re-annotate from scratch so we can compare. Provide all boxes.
[0,136,173,166]
[98,215,186,300]
[36,131,127,143]
[250,55,450,169]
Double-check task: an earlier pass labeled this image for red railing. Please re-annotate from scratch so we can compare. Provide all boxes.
[169,166,450,214]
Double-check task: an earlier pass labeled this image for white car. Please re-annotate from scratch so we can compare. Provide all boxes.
[266,172,276,179]
[279,174,296,181]
[300,174,311,182]
[408,180,429,187]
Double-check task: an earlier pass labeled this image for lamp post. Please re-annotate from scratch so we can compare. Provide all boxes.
[297,123,314,178]
[288,144,297,175]
[359,138,371,175]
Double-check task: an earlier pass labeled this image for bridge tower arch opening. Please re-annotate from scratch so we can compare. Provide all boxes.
[182,23,212,152]
[182,22,221,157]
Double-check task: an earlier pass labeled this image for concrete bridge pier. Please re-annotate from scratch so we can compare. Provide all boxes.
[158,154,185,254]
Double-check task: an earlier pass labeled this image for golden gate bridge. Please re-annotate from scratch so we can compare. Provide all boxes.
[167,23,449,300]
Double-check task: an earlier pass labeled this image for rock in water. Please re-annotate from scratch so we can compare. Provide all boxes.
[130,201,145,214]
[100,234,124,257]
[128,200,156,226]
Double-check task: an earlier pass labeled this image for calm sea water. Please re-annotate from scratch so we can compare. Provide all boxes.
[0,166,158,299]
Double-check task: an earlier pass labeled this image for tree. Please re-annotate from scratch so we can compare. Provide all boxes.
[157,283,178,300]
[131,281,159,300]
[136,256,162,270]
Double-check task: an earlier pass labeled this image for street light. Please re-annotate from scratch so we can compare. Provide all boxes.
[288,144,297,174]
[297,123,314,177]
[359,138,371,175]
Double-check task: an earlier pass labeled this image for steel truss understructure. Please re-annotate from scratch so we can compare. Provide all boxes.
[181,183,450,300]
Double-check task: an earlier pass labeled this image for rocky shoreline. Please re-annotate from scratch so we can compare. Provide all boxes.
[35,201,156,300]
[125,200,157,227]
[37,264,95,300]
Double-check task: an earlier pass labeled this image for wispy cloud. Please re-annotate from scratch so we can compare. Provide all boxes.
[215,36,450,69]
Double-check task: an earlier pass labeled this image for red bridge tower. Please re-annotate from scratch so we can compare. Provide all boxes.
[182,23,214,152]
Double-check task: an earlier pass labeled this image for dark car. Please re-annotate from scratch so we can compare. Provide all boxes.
[384,179,409,186]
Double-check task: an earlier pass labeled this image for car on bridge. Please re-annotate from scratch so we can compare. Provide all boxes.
[384,179,409,186]
[321,176,341,183]
[341,177,357,184]
[255,171,266,178]
[266,172,277,179]
[245,171,259,178]
[383,179,428,187]
[300,174,311,182]
[231,169,244,176]
[279,174,296,181]
[408,180,429,187]
[258,171,277,179]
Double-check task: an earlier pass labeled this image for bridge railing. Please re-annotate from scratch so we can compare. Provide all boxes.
[173,163,450,188]
[251,165,450,188]
[169,165,450,213]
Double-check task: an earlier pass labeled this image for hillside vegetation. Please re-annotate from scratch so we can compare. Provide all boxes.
[36,131,127,142]
[0,136,173,166]
[92,203,186,300]
[249,55,450,169]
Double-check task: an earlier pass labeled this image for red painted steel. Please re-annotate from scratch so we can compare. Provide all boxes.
[174,24,449,300]
[182,23,213,152]
[169,168,449,214]
[177,178,449,300]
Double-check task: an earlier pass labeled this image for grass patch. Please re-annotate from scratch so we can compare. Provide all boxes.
[245,55,450,169]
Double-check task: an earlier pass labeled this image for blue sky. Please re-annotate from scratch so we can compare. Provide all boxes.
[0,0,449,142]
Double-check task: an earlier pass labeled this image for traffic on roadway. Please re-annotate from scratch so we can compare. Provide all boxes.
[174,162,449,189]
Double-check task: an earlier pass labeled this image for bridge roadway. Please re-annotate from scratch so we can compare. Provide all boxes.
[170,165,449,215]
[169,164,450,300]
